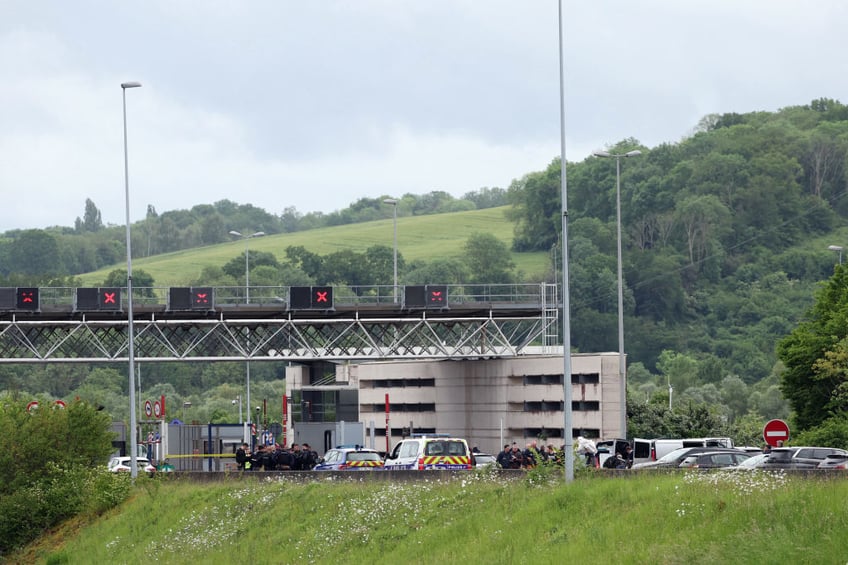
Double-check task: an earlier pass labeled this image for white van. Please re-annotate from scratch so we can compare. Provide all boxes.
[648,437,735,462]
[384,435,473,470]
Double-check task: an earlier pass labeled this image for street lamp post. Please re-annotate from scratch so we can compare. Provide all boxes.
[556,0,575,482]
[121,81,142,479]
[382,199,398,302]
[233,395,243,424]
[228,230,266,304]
[593,149,641,438]
[828,245,843,265]
[228,230,265,440]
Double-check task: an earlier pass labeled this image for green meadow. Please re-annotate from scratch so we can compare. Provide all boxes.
[19,470,848,565]
[79,207,550,287]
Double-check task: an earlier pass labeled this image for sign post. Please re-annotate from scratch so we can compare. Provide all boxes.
[763,419,790,447]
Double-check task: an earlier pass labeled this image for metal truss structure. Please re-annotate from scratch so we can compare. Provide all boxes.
[0,284,560,364]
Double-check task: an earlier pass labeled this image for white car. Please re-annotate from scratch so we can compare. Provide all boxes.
[107,456,156,475]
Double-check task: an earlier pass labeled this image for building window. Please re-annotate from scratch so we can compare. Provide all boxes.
[573,401,600,411]
[372,403,436,412]
[573,373,599,384]
[522,374,564,385]
[523,428,563,440]
[523,401,564,412]
[371,378,436,388]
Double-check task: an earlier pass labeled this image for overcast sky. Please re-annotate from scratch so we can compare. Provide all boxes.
[2,1,847,232]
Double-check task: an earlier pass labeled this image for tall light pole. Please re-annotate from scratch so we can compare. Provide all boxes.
[557,0,575,482]
[233,395,243,424]
[228,230,265,440]
[828,245,843,265]
[121,81,142,478]
[593,149,641,439]
[228,230,266,304]
[383,198,398,302]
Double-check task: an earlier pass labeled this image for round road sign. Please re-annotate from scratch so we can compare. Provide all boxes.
[144,400,153,418]
[763,419,790,447]
[26,401,39,413]
[153,400,162,419]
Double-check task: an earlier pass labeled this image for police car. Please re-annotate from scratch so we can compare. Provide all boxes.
[383,435,473,471]
[313,446,384,471]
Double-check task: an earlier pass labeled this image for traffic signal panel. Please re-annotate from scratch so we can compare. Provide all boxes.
[16,288,39,311]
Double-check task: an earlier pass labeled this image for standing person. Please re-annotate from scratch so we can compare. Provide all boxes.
[235,443,251,471]
[496,444,511,469]
[576,436,598,468]
[623,444,634,469]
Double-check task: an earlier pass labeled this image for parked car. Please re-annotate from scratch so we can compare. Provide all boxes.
[726,452,770,470]
[632,447,745,469]
[763,447,848,470]
[384,435,473,470]
[107,456,156,475]
[313,447,384,471]
[472,452,497,469]
[678,451,752,469]
[817,453,848,470]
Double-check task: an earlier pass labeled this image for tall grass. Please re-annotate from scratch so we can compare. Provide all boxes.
[25,470,848,564]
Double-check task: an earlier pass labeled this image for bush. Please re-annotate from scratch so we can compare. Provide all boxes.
[0,396,127,556]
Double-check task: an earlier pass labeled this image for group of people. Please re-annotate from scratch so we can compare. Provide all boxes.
[235,442,318,471]
[495,441,562,469]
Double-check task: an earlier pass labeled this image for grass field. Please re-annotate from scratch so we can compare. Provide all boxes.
[18,469,848,564]
[78,207,551,287]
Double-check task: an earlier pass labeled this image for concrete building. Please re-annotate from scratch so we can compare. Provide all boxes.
[285,350,624,455]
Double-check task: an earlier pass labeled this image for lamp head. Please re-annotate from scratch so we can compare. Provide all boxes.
[625,150,642,158]
[121,81,142,89]
[229,230,243,237]
[593,151,611,158]
[383,198,398,205]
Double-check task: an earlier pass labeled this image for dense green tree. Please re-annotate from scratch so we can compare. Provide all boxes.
[463,233,515,284]
[8,230,61,276]
[777,266,848,431]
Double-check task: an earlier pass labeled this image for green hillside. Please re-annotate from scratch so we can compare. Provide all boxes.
[79,206,550,287]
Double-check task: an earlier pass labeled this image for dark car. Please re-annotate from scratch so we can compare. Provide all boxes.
[678,451,752,469]
[313,448,384,471]
[763,447,848,470]
[631,447,746,469]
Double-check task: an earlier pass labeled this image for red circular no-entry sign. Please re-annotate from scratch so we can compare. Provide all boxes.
[763,419,790,447]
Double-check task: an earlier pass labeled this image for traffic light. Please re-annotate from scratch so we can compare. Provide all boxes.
[0,288,16,310]
[168,287,192,311]
[427,285,448,308]
[404,285,427,308]
[16,288,39,311]
[311,286,333,309]
[99,288,121,311]
[289,287,312,310]
[403,285,448,309]
[75,288,100,310]
[190,287,214,310]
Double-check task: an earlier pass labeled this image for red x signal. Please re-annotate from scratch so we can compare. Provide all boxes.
[315,291,328,303]
[102,292,117,304]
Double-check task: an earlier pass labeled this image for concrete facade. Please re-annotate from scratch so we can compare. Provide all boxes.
[285,351,623,455]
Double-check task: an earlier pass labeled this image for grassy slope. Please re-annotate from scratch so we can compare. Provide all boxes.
[19,471,848,564]
[79,207,550,287]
